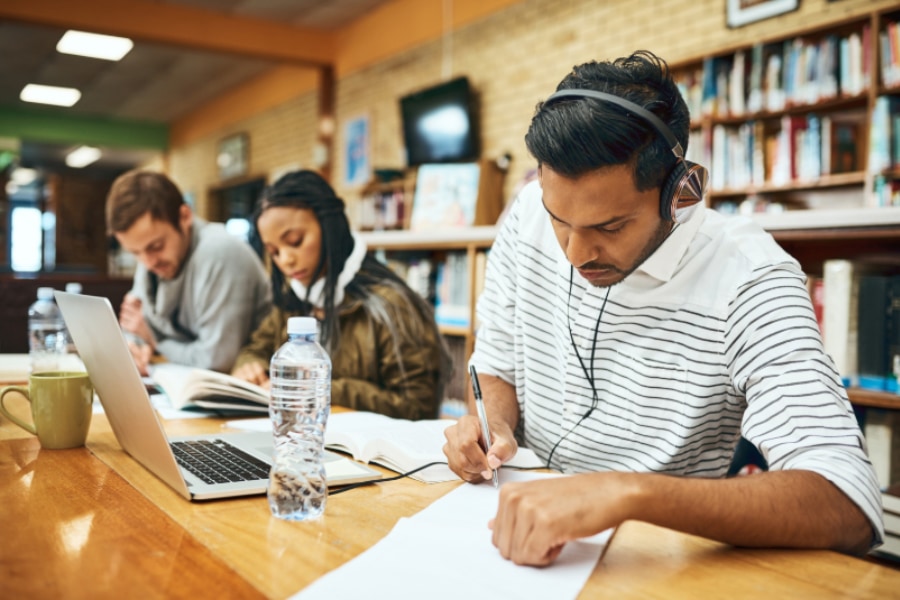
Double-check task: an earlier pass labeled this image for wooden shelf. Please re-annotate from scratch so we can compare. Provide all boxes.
[751,206,900,231]
[360,226,497,251]
[438,325,469,337]
[848,388,900,410]
[709,172,867,198]
[706,93,869,126]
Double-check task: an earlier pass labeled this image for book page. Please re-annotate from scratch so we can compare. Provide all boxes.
[324,412,544,483]
[151,363,268,411]
[226,413,545,482]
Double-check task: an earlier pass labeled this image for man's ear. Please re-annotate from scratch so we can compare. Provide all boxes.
[178,203,193,233]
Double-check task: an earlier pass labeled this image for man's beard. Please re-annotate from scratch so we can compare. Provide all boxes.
[582,219,673,288]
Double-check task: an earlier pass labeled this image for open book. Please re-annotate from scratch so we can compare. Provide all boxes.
[151,363,269,414]
[323,411,544,483]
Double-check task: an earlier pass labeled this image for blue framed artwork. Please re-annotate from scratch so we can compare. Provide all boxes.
[344,115,370,186]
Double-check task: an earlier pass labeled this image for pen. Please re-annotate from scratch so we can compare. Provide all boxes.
[469,365,499,488]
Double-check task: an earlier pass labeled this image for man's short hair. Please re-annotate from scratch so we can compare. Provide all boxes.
[106,170,185,235]
[525,50,690,192]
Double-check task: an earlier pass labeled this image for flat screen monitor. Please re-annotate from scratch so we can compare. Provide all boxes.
[400,76,479,166]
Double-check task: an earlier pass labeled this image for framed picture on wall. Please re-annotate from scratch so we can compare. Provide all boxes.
[410,163,481,231]
[726,0,799,28]
[217,132,249,180]
[343,115,370,187]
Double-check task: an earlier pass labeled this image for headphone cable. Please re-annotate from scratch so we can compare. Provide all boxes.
[546,269,611,471]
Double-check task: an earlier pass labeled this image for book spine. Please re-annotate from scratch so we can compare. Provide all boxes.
[864,408,900,489]
[823,259,859,383]
[857,275,890,382]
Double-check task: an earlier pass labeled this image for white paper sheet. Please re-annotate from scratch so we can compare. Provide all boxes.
[293,471,612,600]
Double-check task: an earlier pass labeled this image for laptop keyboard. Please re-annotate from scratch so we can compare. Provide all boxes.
[171,439,270,485]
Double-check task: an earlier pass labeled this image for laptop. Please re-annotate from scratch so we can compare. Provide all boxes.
[55,291,383,501]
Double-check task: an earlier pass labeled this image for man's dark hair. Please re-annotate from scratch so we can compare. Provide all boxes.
[525,50,691,192]
[106,169,185,235]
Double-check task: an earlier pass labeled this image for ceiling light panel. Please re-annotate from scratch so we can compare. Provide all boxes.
[57,30,133,61]
[20,84,81,107]
[65,146,102,168]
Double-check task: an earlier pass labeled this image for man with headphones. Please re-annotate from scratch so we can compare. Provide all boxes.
[442,50,882,566]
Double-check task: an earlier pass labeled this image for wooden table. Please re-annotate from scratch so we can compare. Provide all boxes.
[2,402,899,599]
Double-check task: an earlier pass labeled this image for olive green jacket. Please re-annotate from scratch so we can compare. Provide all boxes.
[233,283,444,420]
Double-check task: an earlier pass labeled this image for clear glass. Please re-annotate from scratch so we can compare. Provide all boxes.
[268,331,332,521]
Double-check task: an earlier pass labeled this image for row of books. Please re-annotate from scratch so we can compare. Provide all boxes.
[879,18,900,89]
[677,26,871,120]
[705,113,863,191]
[434,252,471,328]
[811,259,900,394]
[376,249,489,331]
[433,251,489,329]
[358,188,409,231]
[378,253,435,303]
[868,95,900,175]
[869,93,900,209]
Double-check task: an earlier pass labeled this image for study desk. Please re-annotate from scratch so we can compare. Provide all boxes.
[2,406,900,599]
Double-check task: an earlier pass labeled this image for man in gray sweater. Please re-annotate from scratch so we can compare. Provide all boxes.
[106,170,272,374]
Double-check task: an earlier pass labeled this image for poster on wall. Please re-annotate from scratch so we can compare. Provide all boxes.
[216,132,249,180]
[410,163,481,231]
[344,115,370,187]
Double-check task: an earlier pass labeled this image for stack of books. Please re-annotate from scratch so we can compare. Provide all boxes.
[874,485,900,560]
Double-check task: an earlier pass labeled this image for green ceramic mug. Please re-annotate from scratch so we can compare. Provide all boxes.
[0,371,94,449]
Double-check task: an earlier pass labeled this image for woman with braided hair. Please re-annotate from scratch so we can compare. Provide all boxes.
[232,169,451,420]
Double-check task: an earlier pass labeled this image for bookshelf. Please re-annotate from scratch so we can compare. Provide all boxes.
[674,6,900,411]
[675,8,900,214]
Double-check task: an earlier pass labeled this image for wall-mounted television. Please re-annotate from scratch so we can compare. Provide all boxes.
[399,76,480,167]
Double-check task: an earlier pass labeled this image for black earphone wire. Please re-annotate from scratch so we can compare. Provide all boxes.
[545,267,611,471]
[328,460,448,495]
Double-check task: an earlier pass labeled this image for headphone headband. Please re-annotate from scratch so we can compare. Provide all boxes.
[545,89,684,160]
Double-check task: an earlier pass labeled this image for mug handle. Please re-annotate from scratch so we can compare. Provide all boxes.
[0,386,37,435]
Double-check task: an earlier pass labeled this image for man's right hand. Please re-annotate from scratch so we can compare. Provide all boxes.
[443,414,518,483]
[119,293,155,346]
[232,362,271,389]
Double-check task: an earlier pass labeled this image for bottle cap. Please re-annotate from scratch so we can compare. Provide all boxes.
[66,282,83,294]
[287,316,317,335]
[37,287,55,300]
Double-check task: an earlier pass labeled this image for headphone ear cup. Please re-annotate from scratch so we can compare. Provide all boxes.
[659,161,686,221]
[659,160,709,222]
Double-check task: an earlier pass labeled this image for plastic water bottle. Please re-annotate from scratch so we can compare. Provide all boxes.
[28,287,67,373]
[268,316,332,521]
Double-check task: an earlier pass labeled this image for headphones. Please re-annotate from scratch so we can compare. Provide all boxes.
[544,89,709,222]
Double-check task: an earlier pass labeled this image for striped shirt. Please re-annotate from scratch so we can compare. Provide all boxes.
[471,180,883,544]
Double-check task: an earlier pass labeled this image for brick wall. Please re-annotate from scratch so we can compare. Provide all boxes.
[167,0,897,223]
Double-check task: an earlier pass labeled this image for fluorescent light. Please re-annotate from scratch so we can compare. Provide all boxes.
[65,146,101,168]
[20,84,81,107]
[57,30,133,61]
